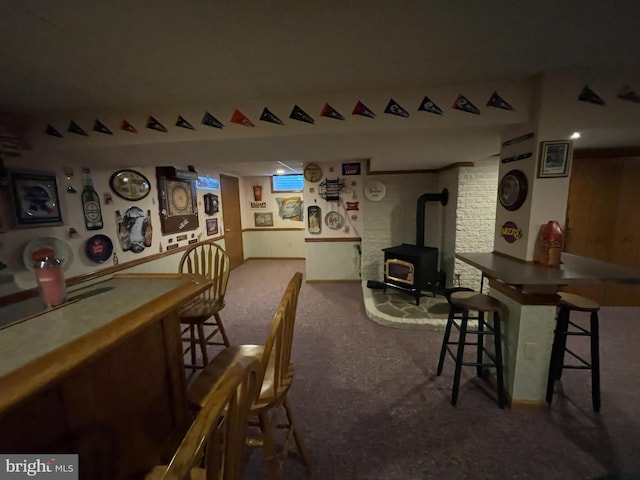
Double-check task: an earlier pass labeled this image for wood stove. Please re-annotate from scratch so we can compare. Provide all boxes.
[383,244,440,304]
[381,188,448,305]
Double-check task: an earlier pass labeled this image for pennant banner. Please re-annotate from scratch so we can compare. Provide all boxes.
[230,109,255,127]
[384,98,409,118]
[176,115,195,130]
[68,120,88,136]
[453,95,480,114]
[418,96,443,115]
[617,84,640,103]
[46,124,63,138]
[146,116,168,132]
[93,119,113,135]
[260,107,284,125]
[578,85,605,105]
[290,105,314,124]
[352,100,376,118]
[121,119,138,133]
[320,103,345,120]
[201,111,224,129]
[486,91,514,111]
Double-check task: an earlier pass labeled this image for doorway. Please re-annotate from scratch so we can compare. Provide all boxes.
[220,174,244,269]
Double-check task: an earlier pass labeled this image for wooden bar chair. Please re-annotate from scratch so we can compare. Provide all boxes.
[546,292,601,412]
[178,241,231,370]
[145,354,261,480]
[187,272,309,480]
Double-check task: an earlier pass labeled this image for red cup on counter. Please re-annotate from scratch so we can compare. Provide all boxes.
[35,258,67,307]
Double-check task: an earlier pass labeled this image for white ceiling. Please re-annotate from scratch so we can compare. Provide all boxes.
[1,0,639,174]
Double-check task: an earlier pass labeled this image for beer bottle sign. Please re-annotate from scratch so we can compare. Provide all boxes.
[81,167,103,230]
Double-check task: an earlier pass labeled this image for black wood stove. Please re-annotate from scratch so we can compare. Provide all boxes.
[382,189,448,305]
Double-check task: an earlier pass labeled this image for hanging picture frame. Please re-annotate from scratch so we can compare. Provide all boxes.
[206,218,219,236]
[9,170,63,227]
[538,140,573,178]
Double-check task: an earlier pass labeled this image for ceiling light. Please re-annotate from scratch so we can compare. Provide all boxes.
[570,132,581,140]
[276,168,286,175]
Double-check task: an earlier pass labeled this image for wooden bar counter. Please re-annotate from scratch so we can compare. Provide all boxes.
[0,273,211,480]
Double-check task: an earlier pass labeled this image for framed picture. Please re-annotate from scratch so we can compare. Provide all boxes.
[9,170,63,227]
[206,218,219,236]
[254,212,274,227]
[109,169,151,201]
[538,140,573,178]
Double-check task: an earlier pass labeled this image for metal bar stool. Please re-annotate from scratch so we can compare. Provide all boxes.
[437,290,506,408]
[546,292,601,412]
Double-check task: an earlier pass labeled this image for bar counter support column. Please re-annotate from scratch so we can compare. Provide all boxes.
[489,279,558,405]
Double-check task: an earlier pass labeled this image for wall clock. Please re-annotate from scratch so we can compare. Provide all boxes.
[303,163,323,183]
[499,169,528,211]
[156,166,199,234]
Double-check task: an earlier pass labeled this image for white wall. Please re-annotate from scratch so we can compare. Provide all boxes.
[453,158,500,289]
[361,172,439,282]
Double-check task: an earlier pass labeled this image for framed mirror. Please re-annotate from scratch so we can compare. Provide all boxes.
[109,169,151,201]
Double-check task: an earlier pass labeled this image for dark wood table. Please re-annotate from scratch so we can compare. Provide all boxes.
[0,273,210,480]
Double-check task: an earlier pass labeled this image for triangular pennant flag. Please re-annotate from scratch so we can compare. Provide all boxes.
[320,103,345,120]
[617,84,640,103]
[352,100,376,118]
[384,98,409,118]
[230,109,255,127]
[93,118,113,135]
[259,107,284,125]
[201,111,224,129]
[453,94,480,114]
[147,116,168,132]
[176,115,195,130]
[46,124,63,138]
[578,85,605,105]
[68,120,88,136]
[417,96,443,115]
[121,119,138,133]
[486,91,514,111]
[289,105,314,124]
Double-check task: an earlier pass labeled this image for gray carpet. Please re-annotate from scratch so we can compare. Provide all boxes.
[202,259,640,480]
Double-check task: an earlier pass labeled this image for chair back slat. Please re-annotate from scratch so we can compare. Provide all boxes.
[260,272,303,399]
[146,355,261,480]
[178,241,230,307]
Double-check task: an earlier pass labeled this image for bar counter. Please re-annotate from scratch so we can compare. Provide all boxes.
[0,273,211,480]
[456,252,640,405]
[457,252,640,293]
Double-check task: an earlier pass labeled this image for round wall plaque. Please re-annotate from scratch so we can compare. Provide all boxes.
[364,181,386,201]
[498,169,528,211]
[303,163,323,183]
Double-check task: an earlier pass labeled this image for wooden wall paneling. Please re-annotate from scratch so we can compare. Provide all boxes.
[565,156,640,305]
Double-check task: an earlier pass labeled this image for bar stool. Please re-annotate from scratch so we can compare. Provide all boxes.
[437,290,506,408]
[546,292,601,412]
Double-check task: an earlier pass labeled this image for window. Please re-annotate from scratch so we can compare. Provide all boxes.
[271,174,303,192]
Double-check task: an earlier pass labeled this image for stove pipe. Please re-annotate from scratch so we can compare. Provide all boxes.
[416,188,449,247]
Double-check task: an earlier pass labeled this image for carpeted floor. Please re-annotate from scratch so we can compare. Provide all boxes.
[200,259,640,480]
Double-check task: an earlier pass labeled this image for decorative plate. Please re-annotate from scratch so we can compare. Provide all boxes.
[85,234,114,263]
[499,169,528,211]
[303,163,323,183]
[109,169,151,201]
[23,237,72,271]
[325,211,344,230]
[364,181,386,201]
